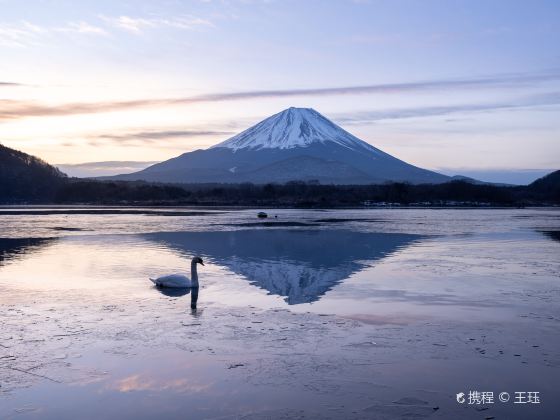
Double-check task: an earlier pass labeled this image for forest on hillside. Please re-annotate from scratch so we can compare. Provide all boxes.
[0,144,67,202]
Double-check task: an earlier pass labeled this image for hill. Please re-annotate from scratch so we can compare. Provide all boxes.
[0,143,67,203]
[526,170,560,202]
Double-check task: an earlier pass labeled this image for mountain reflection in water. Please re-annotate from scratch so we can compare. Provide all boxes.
[541,230,560,243]
[0,237,57,266]
[144,230,424,304]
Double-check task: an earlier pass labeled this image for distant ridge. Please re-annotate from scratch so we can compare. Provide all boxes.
[107,107,450,185]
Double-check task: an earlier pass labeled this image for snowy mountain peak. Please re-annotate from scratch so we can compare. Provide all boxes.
[110,106,450,184]
[212,107,377,151]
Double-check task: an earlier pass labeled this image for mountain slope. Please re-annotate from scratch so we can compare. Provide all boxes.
[108,107,450,185]
[213,107,380,152]
[528,169,560,201]
[0,144,67,203]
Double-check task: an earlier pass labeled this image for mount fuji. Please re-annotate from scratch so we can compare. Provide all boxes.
[108,107,449,184]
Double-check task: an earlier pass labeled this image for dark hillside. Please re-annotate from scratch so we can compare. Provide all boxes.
[0,144,67,203]
[528,170,560,201]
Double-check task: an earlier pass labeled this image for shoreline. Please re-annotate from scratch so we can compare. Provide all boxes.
[0,204,558,214]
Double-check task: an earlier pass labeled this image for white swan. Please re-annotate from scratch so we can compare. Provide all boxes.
[150,256,204,288]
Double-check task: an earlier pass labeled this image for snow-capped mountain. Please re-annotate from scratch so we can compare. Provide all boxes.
[213,107,379,152]
[108,107,449,184]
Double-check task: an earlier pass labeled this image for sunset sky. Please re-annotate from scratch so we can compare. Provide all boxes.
[1,0,559,183]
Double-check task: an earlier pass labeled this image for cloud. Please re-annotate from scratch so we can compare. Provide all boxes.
[1,71,560,122]
[101,15,213,33]
[59,161,157,168]
[56,161,157,177]
[59,128,234,151]
[334,92,560,125]
[0,98,152,121]
[0,21,45,47]
[0,13,212,48]
[0,81,24,87]
[92,129,234,143]
[103,16,155,33]
[0,19,109,48]
[55,21,109,36]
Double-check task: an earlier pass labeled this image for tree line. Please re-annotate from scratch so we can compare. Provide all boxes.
[47,174,559,206]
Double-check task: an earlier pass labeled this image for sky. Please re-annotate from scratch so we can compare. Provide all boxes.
[1,0,559,184]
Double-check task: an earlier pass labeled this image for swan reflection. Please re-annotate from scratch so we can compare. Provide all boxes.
[190,287,199,312]
[155,286,192,298]
[154,284,200,312]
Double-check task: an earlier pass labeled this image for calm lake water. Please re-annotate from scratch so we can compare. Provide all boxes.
[0,207,559,419]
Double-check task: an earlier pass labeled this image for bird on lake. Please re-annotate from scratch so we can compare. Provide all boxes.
[150,256,204,288]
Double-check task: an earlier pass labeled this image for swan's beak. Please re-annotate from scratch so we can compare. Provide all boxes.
[200,260,205,266]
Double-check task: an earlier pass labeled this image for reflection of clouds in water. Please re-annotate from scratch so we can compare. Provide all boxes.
[343,288,505,307]
[112,374,211,393]
[144,230,425,304]
[342,313,423,326]
[0,234,185,292]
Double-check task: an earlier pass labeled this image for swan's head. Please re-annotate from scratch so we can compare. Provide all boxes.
[192,256,205,266]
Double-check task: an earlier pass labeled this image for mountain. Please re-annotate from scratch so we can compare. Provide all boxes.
[107,107,449,185]
[0,143,67,203]
[450,175,510,186]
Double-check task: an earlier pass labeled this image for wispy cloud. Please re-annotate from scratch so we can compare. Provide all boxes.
[0,81,24,87]
[92,129,234,143]
[0,13,210,49]
[56,161,157,177]
[103,16,155,33]
[55,21,109,36]
[57,160,157,168]
[334,92,560,125]
[101,15,213,33]
[0,19,109,48]
[1,71,559,122]
[0,21,45,47]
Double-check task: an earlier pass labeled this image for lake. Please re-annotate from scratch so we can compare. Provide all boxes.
[0,207,559,419]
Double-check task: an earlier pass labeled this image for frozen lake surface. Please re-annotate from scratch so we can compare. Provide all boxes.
[0,208,559,419]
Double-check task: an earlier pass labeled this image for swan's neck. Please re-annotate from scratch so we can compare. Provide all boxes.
[190,261,199,287]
